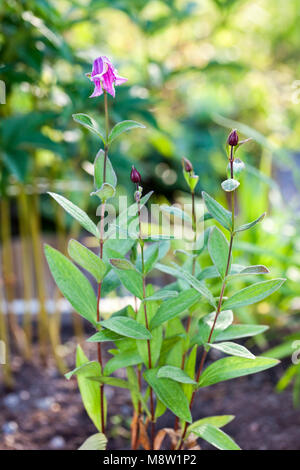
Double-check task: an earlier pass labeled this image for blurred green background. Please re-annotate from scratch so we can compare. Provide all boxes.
[1,0,300,390]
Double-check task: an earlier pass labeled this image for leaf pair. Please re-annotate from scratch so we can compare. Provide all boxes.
[72,113,145,146]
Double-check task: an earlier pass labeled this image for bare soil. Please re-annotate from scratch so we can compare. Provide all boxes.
[0,338,299,451]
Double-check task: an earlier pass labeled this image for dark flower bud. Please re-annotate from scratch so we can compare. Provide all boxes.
[182,157,193,173]
[227,129,239,147]
[130,165,141,184]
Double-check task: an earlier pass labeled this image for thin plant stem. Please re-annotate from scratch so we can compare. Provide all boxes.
[95,90,109,434]
[178,146,236,450]
[137,191,155,450]
[174,189,197,433]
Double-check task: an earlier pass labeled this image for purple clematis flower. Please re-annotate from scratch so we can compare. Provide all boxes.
[86,56,127,98]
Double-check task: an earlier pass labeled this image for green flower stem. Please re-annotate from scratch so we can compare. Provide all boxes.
[178,146,236,450]
[137,192,155,450]
[96,90,110,434]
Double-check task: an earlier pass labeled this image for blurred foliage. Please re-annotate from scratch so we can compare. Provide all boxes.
[1,0,300,323]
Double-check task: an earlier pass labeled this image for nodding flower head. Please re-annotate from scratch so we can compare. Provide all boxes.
[130,166,141,184]
[182,157,193,173]
[227,129,239,147]
[86,56,127,98]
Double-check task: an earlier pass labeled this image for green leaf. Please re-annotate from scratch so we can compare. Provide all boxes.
[65,361,99,381]
[72,113,105,144]
[187,415,235,436]
[91,183,115,202]
[227,158,245,179]
[100,317,151,340]
[87,376,132,389]
[222,279,285,310]
[235,213,266,233]
[110,262,143,299]
[160,205,192,223]
[104,350,142,376]
[44,245,97,326]
[157,366,197,384]
[150,288,201,329]
[195,310,233,345]
[68,239,106,283]
[208,341,255,359]
[227,265,270,280]
[137,285,163,368]
[108,120,146,145]
[170,263,217,307]
[109,258,136,271]
[198,356,279,388]
[215,324,269,342]
[208,227,229,279]
[78,433,107,451]
[143,244,160,274]
[87,330,124,343]
[144,369,192,423]
[202,191,232,231]
[75,346,105,432]
[221,178,240,192]
[192,424,241,450]
[145,290,178,301]
[182,345,198,403]
[48,192,99,238]
[94,149,117,189]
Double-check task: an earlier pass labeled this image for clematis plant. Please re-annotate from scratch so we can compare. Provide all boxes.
[44,56,285,451]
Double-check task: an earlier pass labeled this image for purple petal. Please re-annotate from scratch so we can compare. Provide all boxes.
[91,57,105,78]
[101,66,116,98]
[89,78,103,98]
[115,74,128,86]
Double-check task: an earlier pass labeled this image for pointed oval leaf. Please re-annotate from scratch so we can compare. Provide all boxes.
[109,258,136,271]
[202,191,232,231]
[192,424,241,450]
[150,288,201,329]
[72,113,105,144]
[111,265,143,299]
[145,290,178,301]
[160,205,192,223]
[75,346,105,432]
[215,324,269,342]
[235,212,266,233]
[104,350,142,376]
[101,317,151,340]
[68,239,106,283]
[195,310,233,345]
[222,279,285,310]
[108,120,146,145]
[157,366,197,384]
[45,245,97,326]
[87,330,124,343]
[198,356,279,388]
[208,341,256,359]
[94,149,117,189]
[187,415,235,436]
[208,227,229,279]
[144,369,192,423]
[170,263,217,307]
[227,265,270,280]
[48,192,99,238]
